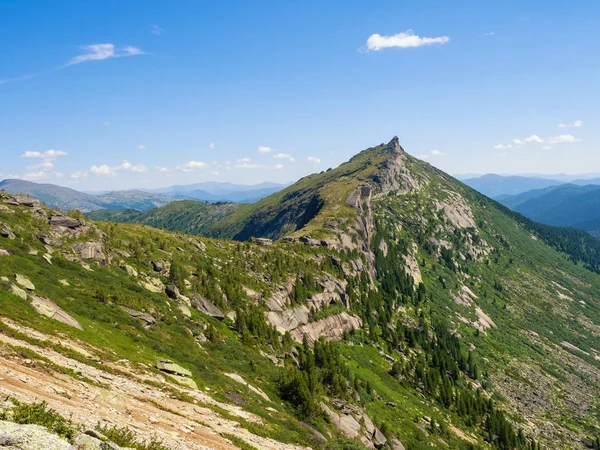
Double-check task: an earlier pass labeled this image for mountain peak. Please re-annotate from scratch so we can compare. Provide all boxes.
[385,135,404,154]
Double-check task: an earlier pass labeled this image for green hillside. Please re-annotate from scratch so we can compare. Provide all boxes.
[2,138,600,450]
[87,200,240,235]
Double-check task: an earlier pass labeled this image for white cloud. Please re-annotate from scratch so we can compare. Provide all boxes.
[547,134,581,144]
[21,149,67,159]
[90,160,147,176]
[365,30,450,51]
[68,44,144,66]
[26,161,54,171]
[258,146,272,153]
[493,132,582,150]
[151,25,163,36]
[210,171,220,176]
[139,144,146,150]
[155,166,170,173]
[558,120,582,128]
[307,156,321,164]
[176,161,207,172]
[430,149,443,156]
[273,153,295,162]
[209,142,216,149]
[70,170,88,179]
[523,134,544,143]
[235,157,264,169]
[274,164,284,170]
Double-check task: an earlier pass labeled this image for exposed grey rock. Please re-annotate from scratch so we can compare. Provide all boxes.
[39,235,61,247]
[0,222,15,239]
[29,295,83,330]
[49,215,83,228]
[72,242,105,260]
[0,249,9,256]
[15,274,35,291]
[391,437,406,450]
[151,261,164,272]
[6,195,41,207]
[372,428,387,448]
[191,294,225,319]
[120,264,138,277]
[165,284,180,299]
[266,305,310,333]
[155,359,192,377]
[291,312,361,345]
[0,421,74,450]
[121,306,156,328]
[253,237,273,246]
[10,284,28,300]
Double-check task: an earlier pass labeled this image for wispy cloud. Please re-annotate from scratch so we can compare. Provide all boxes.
[26,161,54,171]
[558,120,582,128]
[209,142,216,149]
[21,149,67,159]
[139,144,146,150]
[67,44,144,66]
[90,160,147,177]
[273,153,295,162]
[1,43,145,86]
[307,156,321,164]
[493,133,582,150]
[430,149,444,156]
[258,146,272,153]
[176,161,207,172]
[365,30,449,51]
[151,25,163,36]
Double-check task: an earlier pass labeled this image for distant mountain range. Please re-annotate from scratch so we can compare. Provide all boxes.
[462,174,600,198]
[497,184,600,234]
[0,179,287,212]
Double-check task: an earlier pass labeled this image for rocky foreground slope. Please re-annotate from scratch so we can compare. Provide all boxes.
[2,138,600,449]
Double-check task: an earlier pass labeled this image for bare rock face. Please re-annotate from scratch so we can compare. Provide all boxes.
[72,242,105,260]
[155,359,192,377]
[165,284,180,299]
[121,306,156,328]
[5,195,41,208]
[320,400,386,449]
[191,294,225,319]
[369,137,423,196]
[266,305,310,333]
[29,296,83,330]
[291,312,361,345]
[0,421,74,450]
[49,215,84,229]
[15,274,35,291]
[0,249,9,256]
[0,222,15,239]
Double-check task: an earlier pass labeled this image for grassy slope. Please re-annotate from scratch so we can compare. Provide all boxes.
[87,200,240,235]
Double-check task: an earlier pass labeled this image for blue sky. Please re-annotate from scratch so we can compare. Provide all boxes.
[1,0,599,190]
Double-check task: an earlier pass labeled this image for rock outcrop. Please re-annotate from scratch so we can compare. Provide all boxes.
[121,306,156,328]
[191,294,225,319]
[72,242,105,260]
[291,312,361,345]
[0,421,74,450]
[321,400,387,449]
[29,296,83,330]
[49,215,84,229]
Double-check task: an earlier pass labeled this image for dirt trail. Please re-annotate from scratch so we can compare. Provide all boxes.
[0,320,310,450]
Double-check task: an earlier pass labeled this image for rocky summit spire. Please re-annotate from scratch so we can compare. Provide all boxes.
[384,136,405,155]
